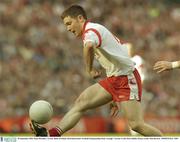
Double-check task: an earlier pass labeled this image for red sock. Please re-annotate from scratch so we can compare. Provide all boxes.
[49,127,63,137]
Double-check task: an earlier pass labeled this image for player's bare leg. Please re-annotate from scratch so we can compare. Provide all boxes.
[56,83,112,134]
[120,100,163,136]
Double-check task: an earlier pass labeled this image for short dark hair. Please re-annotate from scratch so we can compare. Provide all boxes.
[61,5,87,20]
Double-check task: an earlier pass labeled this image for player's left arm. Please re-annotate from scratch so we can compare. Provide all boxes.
[83,41,101,78]
[83,41,94,73]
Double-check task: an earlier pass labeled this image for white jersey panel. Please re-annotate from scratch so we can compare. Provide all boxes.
[83,22,135,77]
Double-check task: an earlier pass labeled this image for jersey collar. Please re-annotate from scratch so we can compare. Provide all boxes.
[82,20,90,37]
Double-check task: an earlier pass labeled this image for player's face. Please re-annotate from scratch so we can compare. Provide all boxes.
[63,16,83,37]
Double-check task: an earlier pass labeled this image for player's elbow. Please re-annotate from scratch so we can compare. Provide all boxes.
[84,41,95,50]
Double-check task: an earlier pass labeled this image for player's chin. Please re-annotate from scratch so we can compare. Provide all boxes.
[74,32,81,37]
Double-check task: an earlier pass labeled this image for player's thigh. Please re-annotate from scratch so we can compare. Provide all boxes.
[75,83,112,110]
[120,100,144,122]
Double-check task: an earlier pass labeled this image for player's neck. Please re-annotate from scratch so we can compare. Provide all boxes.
[81,20,89,35]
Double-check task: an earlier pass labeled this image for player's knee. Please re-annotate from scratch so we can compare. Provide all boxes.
[74,95,89,111]
[128,121,144,132]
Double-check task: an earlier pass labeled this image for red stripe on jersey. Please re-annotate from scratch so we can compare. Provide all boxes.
[82,28,102,47]
[82,20,90,35]
[133,69,142,101]
[112,34,121,44]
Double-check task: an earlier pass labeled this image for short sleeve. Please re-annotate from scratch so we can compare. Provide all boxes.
[83,30,99,47]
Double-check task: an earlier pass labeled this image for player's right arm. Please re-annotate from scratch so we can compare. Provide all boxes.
[153,60,180,73]
[83,41,101,78]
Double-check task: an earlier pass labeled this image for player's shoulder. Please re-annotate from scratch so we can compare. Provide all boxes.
[86,22,106,31]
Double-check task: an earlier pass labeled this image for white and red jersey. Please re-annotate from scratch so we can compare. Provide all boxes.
[82,21,135,77]
[131,55,145,82]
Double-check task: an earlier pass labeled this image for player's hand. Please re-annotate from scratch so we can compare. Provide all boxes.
[110,102,119,117]
[89,69,101,79]
[153,61,172,73]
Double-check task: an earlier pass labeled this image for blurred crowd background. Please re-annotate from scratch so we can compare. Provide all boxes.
[0,0,179,122]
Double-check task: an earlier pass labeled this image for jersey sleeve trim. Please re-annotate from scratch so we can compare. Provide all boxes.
[82,28,102,47]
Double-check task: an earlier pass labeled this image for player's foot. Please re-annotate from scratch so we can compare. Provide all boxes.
[29,120,48,136]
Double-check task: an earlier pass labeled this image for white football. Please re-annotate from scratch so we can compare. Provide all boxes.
[29,100,53,124]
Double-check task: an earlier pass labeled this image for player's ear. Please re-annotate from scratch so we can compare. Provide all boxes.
[77,15,84,22]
